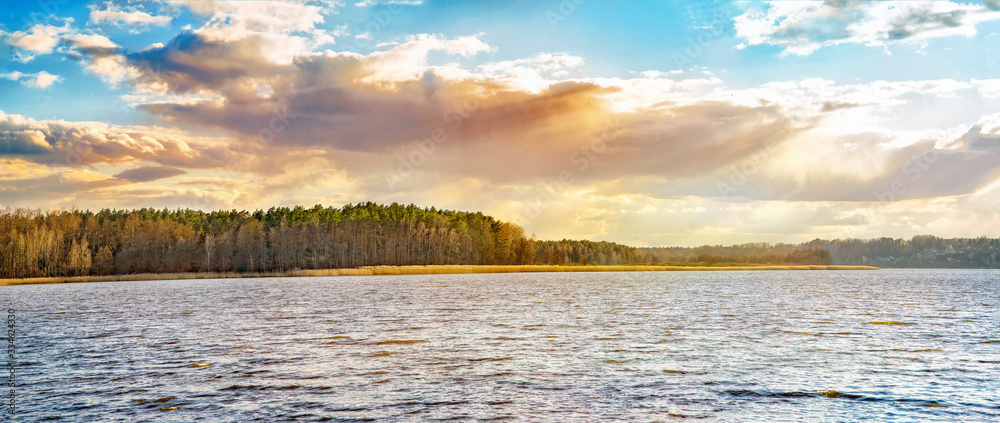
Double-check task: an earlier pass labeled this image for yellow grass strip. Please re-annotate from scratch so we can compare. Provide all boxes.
[0,264,879,286]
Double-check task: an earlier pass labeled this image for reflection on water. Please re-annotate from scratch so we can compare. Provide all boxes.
[3,269,999,421]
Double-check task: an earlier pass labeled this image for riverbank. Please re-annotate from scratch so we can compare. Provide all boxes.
[0,264,879,286]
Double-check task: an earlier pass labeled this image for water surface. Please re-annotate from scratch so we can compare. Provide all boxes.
[3,269,999,421]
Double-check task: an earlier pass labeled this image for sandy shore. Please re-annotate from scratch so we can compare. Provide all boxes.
[0,264,879,286]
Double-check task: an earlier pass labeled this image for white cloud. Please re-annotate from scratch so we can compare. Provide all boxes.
[179,0,327,38]
[28,71,61,89]
[973,78,1000,98]
[173,0,336,63]
[67,33,119,50]
[734,1,1000,55]
[358,33,494,82]
[84,54,142,86]
[0,71,23,81]
[89,2,173,31]
[972,112,1000,137]
[4,22,73,62]
[1,70,61,89]
[3,19,124,80]
[477,52,586,93]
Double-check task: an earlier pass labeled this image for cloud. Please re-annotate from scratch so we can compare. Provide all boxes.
[0,129,54,154]
[67,33,119,51]
[734,1,1000,55]
[114,166,187,182]
[9,7,992,212]
[174,0,334,61]
[1,71,61,89]
[477,52,585,92]
[688,104,1000,204]
[111,31,497,150]
[124,31,296,94]
[26,71,60,89]
[184,0,325,38]
[0,111,234,169]
[85,19,999,210]
[4,22,73,62]
[2,19,128,86]
[0,158,232,211]
[0,71,23,82]
[124,35,597,161]
[89,2,174,31]
[83,54,141,86]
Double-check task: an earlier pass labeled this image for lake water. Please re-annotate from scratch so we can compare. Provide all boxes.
[3,269,999,421]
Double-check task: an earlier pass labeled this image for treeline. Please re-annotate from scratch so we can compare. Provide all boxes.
[1,203,880,280]
[641,235,1000,268]
[0,203,653,279]
[810,236,1000,268]
[646,246,833,266]
[643,242,805,264]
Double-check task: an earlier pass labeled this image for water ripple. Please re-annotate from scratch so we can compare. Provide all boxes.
[2,269,999,421]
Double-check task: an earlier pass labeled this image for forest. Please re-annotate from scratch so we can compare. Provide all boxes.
[0,203,836,279]
[642,235,1000,268]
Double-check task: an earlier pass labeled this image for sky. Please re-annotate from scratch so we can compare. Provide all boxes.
[2,0,1000,247]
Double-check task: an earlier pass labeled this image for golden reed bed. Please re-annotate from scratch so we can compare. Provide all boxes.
[0,264,878,286]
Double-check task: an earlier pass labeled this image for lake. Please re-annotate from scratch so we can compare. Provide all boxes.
[3,269,999,421]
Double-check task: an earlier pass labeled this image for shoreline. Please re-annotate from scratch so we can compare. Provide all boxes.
[0,264,879,286]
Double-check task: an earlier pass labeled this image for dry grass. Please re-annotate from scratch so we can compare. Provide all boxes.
[0,264,878,286]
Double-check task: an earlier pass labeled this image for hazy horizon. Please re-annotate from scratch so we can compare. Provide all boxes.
[3,0,1000,248]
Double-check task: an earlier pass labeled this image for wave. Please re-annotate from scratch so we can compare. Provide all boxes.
[722,389,964,408]
[374,339,427,345]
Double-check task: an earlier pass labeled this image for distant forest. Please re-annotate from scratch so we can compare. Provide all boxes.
[0,203,834,279]
[643,236,1000,269]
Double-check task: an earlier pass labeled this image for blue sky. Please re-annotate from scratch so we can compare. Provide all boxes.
[2,1,1000,247]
